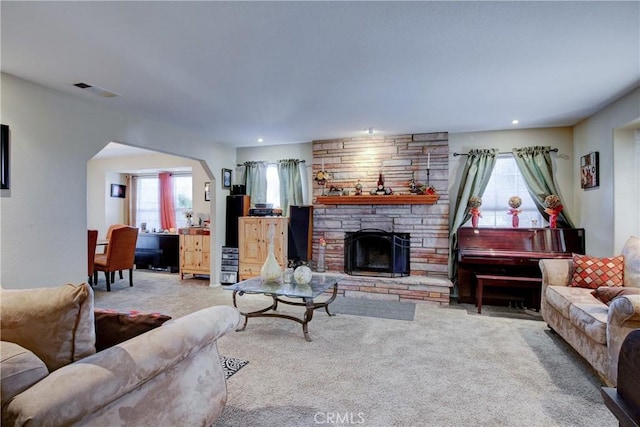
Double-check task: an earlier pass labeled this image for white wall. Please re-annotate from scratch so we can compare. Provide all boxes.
[0,74,235,288]
[573,87,640,256]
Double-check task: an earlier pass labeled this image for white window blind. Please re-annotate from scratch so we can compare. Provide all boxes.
[468,156,544,228]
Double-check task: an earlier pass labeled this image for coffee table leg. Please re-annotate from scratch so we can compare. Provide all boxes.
[324,283,338,316]
[233,291,278,332]
[302,298,315,342]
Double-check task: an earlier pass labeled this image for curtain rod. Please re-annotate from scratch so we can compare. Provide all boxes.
[452,148,558,157]
[236,159,306,167]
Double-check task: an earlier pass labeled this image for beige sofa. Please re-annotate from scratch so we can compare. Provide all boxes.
[539,236,640,386]
[0,283,240,426]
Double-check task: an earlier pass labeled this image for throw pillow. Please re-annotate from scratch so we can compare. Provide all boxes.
[621,236,640,288]
[570,253,624,289]
[0,283,96,371]
[94,308,171,351]
[591,286,640,305]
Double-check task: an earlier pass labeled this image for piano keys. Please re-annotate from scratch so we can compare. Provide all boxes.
[456,227,585,305]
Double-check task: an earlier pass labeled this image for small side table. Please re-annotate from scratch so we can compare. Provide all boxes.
[475,274,542,314]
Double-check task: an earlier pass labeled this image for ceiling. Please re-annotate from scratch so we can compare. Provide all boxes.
[2,1,639,148]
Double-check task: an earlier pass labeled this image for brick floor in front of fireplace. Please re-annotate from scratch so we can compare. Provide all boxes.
[318,271,453,305]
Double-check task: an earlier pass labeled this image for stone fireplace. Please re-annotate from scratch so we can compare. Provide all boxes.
[310,132,453,304]
[344,229,410,277]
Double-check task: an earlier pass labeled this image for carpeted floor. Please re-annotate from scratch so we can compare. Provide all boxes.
[94,271,617,427]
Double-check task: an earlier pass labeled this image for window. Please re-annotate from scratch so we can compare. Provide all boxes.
[469,156,543,228]
[135,174,192,231]
[265,164,281,208]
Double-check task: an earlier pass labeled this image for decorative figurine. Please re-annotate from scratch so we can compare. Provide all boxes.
[376,173,386,195]
[544,195,563,229]
[355,180,363,195]
[507,196,523,228]
[409,179,417,193]
[468,196,482,228]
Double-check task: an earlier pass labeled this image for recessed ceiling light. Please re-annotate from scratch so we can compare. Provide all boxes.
[257,138,263,143]
[512,119,519,125]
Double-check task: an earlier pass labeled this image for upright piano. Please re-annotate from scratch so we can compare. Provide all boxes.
[456,227,585,305]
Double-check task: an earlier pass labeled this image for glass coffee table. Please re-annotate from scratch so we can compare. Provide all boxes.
[225,274,343,342]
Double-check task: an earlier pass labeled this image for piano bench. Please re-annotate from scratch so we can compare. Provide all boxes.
[475,274,542,314]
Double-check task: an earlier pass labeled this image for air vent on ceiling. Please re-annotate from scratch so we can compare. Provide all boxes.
[73,82,119,98]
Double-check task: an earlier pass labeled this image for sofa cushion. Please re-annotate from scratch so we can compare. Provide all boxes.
[0,283,96,371]
[622,236,640,288]
[94,308,172,351]
[0,341,49,408]
[568,303,608,345]
[570,253,624,289]
[546,285,597,319]
[591,286,640,305]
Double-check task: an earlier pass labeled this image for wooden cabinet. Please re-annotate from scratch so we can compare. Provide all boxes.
[238,217,288,280]
[179,229,210,279]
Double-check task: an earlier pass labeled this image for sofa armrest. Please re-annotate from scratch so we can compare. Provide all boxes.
[539,259,573,318]
[607,295,640,386]
[539,259,572,288]
[2,305,241,427]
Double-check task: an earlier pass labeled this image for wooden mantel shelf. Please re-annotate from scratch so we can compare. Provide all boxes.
[316,194,440,205]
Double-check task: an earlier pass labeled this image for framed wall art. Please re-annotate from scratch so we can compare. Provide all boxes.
[204,182,211,201]
[222,168,232,189]
[580,151,599,189]
[1,124,9,189]
[110,184,126,198]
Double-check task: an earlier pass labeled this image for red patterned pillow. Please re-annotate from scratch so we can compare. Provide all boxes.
[570,254,624,289]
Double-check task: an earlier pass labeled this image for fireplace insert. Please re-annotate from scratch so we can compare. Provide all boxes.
[344,229,410,277]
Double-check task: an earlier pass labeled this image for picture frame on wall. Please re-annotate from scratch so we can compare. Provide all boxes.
[204,182,211,201]
[1,124,9,190]
[580,151,599,189]
[110,184,126,198]
[222,168,232,189]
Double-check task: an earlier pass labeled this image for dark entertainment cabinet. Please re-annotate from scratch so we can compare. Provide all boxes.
[134,233,179,273]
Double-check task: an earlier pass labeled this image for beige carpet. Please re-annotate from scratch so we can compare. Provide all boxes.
[94,271,617,427]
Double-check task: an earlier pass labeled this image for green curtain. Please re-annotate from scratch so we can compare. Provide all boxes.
[277,159,304,217]
[512,146,574,228]
[243,161,268,206]
[448,149,498,283]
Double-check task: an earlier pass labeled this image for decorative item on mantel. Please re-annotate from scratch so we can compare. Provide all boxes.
[468,196,482,228]
[507,196,523,228]
[355,180,363,195]
[544,194,563,229]
[408,177,436,195]
[327,186,343,196]
[418,184,437,195]
[370,172,393,195]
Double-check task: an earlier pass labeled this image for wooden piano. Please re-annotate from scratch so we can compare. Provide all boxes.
[456,227,585,306]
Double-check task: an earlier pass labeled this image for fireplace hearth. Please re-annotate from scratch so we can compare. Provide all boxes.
[344,229,410,278]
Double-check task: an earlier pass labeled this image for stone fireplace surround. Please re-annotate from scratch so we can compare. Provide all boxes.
[311,132,453,305]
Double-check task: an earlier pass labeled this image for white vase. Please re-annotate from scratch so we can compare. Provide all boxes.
[316,246,326,272]
[260,243,282,282]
